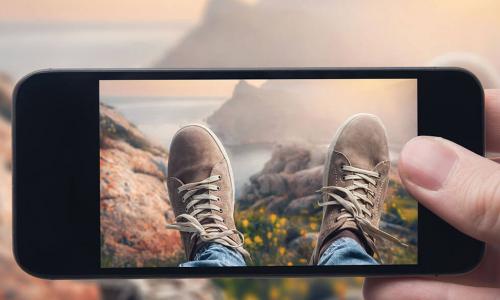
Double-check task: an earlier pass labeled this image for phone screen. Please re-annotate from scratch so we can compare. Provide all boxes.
[99,78,418,268]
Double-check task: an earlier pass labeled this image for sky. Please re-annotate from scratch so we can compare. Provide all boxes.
[100,79,266,98]
[0,0,208,23]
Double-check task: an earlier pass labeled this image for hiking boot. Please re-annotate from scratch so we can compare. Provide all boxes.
[310,113,407,264]
[166,124,250,261]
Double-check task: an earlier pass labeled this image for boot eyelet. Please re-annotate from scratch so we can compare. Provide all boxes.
[219,209,223,213]
[217,175,222,179]
[216,197,221,201]
[216,186,220,191]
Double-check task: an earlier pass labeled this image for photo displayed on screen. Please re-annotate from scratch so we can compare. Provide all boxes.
[99,79,418,268]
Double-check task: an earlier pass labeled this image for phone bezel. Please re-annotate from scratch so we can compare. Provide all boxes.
[13,68,485,279]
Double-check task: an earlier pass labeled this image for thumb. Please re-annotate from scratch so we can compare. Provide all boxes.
[399,136,500,246]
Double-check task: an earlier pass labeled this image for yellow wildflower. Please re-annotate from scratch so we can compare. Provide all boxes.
[310,223,318,231]
[279,217,287,227]
[269,287,280,300]
[254,235,263,245]
[243,293,259,300]
[267,231,272,239]
[242,219,249,228]
[245,237,253,245]
[269,213,278,224]
[332,281,348,298]
[287,262,293,266]
[278,246,286,256]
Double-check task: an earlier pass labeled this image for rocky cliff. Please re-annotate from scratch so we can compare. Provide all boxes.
[238,143,325,215]
[100,104,183,267]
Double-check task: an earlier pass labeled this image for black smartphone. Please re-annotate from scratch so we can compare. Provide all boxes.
[13,68,484,279]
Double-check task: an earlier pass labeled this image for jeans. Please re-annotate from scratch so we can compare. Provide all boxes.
[317,237,378,265]
[180,237,377,267]
[179,243,247,267]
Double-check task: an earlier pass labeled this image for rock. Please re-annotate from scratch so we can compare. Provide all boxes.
[0,118,11,170]
[0,73,12,121]
[285,165,323,199]
[265,195,290,214]
[284,194,322,215]
[239,143,409,218]
[100,103,167,157]
[129,278,220,300]
[100,104,183,267]
[252,173,287,197]
[260,144,316,174]
[100,279,220,300]
[238,144,324,214]
[0,74,12,167]
[287,233,318,259]
[0,113,12,244]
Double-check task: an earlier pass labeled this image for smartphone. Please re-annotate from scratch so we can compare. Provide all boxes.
[13,68,484,278]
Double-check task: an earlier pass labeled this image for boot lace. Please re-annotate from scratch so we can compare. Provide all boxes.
[318,165,408,257]
[167,175,250,259]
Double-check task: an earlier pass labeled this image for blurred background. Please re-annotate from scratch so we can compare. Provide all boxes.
[1,0,499,299]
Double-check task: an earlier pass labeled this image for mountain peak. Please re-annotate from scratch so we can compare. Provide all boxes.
[203,0,249,21]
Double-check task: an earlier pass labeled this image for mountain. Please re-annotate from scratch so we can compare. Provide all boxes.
[238,143,325,214]
[207,79,417,147]
[155,0,500,87]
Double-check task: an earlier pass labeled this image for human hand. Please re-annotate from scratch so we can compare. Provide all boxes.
[364,89,500,299]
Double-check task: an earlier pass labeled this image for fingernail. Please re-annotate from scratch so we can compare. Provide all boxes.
[400,137,458,191]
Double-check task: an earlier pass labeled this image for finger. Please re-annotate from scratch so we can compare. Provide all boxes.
[399,136,500,245]
[363,278,500,300]
[485,89,500,153]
